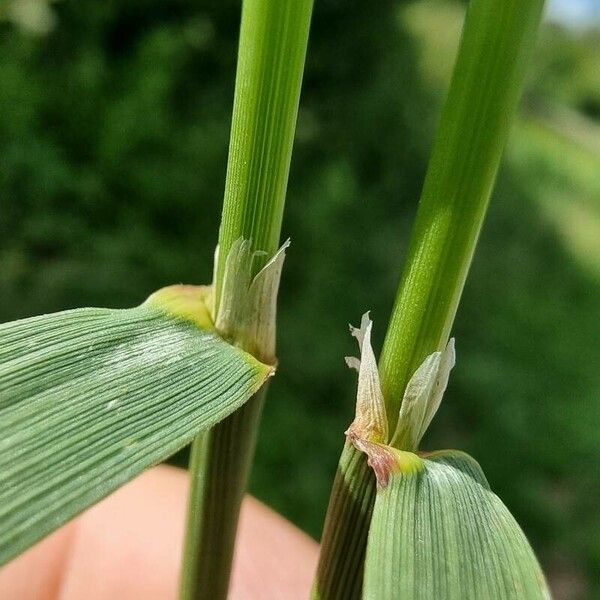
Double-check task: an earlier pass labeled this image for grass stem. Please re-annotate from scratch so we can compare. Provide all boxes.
[313,1,545,597]
[379,0,546,432]
[180,1,313,598]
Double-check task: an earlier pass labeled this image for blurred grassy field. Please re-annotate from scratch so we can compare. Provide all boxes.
[1,1,599,598]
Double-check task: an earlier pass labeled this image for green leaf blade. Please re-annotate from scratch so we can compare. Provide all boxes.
[0,304,271,565]
[364,451,551,600]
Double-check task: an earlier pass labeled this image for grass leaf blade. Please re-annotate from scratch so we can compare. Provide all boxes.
[0,303,272,565]
[364,450,551,599]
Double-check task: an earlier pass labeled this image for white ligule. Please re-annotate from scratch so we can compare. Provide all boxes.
[345,312,388,444]
[344,312,456,455]
[391,338,456,451]
[214,238,289,365]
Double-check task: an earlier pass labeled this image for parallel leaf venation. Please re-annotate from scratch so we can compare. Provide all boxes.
[0,305,270,565]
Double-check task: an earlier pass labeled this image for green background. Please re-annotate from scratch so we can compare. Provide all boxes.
[1,1,599,598]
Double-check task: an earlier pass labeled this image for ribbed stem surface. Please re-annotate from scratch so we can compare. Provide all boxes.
[311,443,375,600]
[216,0,314,291]
[379,0,546,432]
[180,1,313,598]
[180,390,265,600]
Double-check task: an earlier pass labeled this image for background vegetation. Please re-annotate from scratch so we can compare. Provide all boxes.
[0,1,598,598]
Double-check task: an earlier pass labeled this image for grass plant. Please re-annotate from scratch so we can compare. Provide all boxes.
[0,0,554,598]
[312,0,547,597]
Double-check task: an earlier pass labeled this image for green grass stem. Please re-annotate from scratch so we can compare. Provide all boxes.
[180,1,313,599]
[313,1,545,597]
[379,0,546,432]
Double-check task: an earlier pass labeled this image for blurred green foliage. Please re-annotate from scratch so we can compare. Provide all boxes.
[0,1,599,598]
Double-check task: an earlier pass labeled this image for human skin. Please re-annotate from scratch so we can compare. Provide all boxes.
[0,465,319,600]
